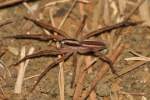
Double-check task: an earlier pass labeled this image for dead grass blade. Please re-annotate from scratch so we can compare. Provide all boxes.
[58,59,65,100]
[14,46,26,94]
[91,0,103,29]
[139,0,150,26]
[116,60,147,79]
[142,96,148,100]
[0,0,36,9]
[14,47,34,94]
[24,74,40,81]
[0,60,11,79]
[44,0,89,8]
[44,0,70,8]
[73,58,97,100]
[0,84,8,100]
[119,91,146,96]
[104,0,111,25]
[23,1,36,14]
[125,57,150,61]
[125,50,150,61]
[118,0,127,15]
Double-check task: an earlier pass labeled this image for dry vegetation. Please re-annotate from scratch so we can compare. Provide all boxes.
[0,0,150,100]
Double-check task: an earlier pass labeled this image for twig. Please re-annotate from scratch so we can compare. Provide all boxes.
[73,58,97,100]
[0,84,8,100]
[58,0,78,28]
[0,18,13,27]
[24,74,40,80]
[119,91,146,96]
[0,60,11,78]
[14,47,34,94]
[44,0,70,7]
[0,0,37,9]
[79,0,85,16]
[115,61,147,79]
[93,60,148,85]
[0,52,5,58]
[129,49,145,57]
[124,0,146,21]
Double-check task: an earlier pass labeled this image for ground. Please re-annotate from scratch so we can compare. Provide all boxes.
[0,0,150,100]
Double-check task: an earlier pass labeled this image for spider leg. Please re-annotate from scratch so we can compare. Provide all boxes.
[24,15,70,39]
[83,21,142,39]
[75,15,87,40]
[11,48,63,67]
[94,52,118,76]
[30,52,73,92]
[71,52,77,88]
[4,34,65,42]
[71,15,87,88]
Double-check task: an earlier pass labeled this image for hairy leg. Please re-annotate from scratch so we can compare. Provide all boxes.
[24,15,70,39]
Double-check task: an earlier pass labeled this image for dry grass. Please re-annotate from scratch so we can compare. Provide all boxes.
[0,0,149,100]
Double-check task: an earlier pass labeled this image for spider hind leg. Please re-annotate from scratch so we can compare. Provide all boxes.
[94,52,118,76]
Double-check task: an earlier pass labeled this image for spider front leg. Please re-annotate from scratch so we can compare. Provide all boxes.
[31,52,73,92]
[24,15,70,39]
[4,34,65,42]
[94,52,118,76]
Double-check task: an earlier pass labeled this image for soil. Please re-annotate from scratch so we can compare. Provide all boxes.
[0,0,150,100]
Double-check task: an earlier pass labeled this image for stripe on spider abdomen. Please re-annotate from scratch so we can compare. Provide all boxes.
[80,40,106,48]
[61,39,81,46]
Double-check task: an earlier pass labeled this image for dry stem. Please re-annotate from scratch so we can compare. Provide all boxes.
[0,0,35,9]
[14,47,34,94]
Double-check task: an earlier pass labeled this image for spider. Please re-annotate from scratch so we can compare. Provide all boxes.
[5,15,139,92]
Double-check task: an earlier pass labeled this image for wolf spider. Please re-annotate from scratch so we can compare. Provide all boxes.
[5,15,139,92]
